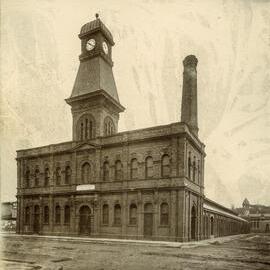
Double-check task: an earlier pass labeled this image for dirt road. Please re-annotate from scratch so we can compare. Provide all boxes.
[1,233,270,270]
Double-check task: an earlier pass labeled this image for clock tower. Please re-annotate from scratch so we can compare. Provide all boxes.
[66,14,125,141]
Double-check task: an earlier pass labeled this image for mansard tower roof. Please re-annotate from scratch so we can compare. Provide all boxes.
[67,14,123,112]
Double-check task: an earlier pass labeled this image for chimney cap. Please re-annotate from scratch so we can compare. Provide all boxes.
[183,55,198,67]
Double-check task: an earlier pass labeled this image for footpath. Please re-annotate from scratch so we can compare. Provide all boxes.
[0,232,248,248]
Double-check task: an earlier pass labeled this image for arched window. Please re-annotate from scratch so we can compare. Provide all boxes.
[65,166,71,184]
[43,206,49,224]
[81,162,90,183]
[77,114,95,141]
[192,158,196,182]
[55,205,61,224]
[25,169,30,188]
[115,160,123,180]
[129,204,137,225]
[197,161,201,183]
[130,158,138,179]
[104,116,115,136]
[145,156,153,178]
[85,118,89,139]
[102,204,109,225]
[64,205,70,224]
[161,155,170,177]
[34,167,40,187]
[160,203,169,225]
[188,155,192,179]
[80,122,84,141]
[114,204,121,225]
[55,167,61,186]
[103,161,110,181]
[25,207,30,225]
[44,167,50,187]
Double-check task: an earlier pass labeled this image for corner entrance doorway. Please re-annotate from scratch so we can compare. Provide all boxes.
[144,203,153,238]
[79,205,91,235]
[191,205,196,240]
[33,205,40,234]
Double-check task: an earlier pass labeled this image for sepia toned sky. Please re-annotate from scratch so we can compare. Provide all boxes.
[1,0,270,208]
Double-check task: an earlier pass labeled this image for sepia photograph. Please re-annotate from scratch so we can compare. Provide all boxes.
[1,0,270,269]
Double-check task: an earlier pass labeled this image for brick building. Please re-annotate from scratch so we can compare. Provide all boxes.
[1,201,17,231]
[16,15,248,241]
[235,199,270,233]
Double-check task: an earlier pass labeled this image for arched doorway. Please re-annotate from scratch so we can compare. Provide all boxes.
[191,205,196,240]
[266,224,269,233]
[33,205,40,234]
[144,203,153,238]
[210,216,214,236]
[79,205,91,235]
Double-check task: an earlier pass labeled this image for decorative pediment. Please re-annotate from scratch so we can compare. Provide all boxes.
[71,142,100,152]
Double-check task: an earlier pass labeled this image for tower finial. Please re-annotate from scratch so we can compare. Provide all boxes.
[95,13,99,19]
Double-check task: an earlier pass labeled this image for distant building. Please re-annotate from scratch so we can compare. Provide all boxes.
[235,198,270,233]
[1,202,17,231]
[16,15,249,241]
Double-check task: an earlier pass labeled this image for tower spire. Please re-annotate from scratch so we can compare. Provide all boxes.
[181,55,199,136]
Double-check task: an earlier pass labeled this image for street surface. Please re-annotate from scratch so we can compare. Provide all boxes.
[1,233,270,270]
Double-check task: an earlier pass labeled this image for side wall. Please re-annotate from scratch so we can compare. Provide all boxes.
[202,209,249,239]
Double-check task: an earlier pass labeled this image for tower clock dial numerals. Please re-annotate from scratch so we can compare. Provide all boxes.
[102,41,109,54]
[86,39,96,51]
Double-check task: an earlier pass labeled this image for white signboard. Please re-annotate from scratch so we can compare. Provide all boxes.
[76,184,95,191]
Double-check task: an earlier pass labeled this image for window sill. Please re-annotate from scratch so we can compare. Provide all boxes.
[127,224,137,227]
[112,224,122,227]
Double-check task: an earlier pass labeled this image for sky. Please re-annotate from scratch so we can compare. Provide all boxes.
[1,0,270,208]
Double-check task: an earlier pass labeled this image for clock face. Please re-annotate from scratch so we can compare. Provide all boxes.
[86,39,96,51]
[102,41,108,54]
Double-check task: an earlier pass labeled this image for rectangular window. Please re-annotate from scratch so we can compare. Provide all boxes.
[43,206,49,224]
[160,203,169,225]
[129,205,137,225]
[103,205,109,225]
[25,207,30,225]
[114,205,121,225]
[64,206,70,224]
[103,162,109,181]
[55,206,61,224]
[131,159,138,179]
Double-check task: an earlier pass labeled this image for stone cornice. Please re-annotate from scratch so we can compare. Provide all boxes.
[16,122,205,160]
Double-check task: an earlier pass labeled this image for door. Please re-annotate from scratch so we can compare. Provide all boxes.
[33,205,40,234]
[144,203,153,238]
[191,206,196,240]
[79,206,91,235]
[144,213,153,237]
[210,216,214,236]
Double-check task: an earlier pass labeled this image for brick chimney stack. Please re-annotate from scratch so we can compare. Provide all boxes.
[181,55,199,136]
